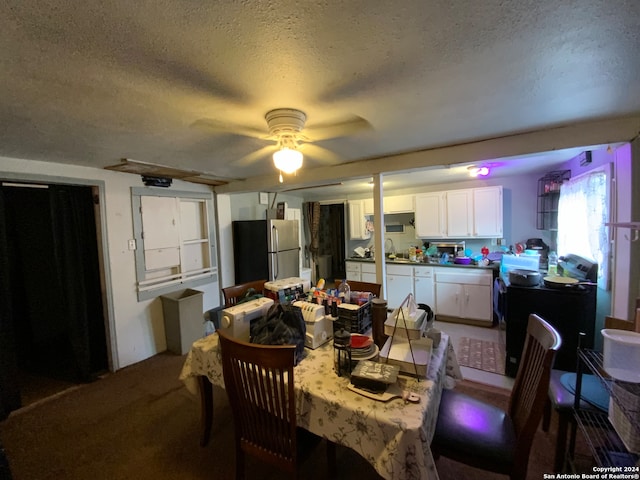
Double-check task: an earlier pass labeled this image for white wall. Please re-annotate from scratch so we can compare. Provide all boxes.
[0,156,220,370]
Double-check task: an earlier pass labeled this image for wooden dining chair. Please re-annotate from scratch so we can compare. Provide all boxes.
[542,315,636,472]
[216,328,335,479]
[221,279,267,307]
[332,279,382,298]
[432,313,561,480]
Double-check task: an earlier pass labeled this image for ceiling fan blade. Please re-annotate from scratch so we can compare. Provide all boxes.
[191,118,270,140]
[303,115,372,142]
[235,144,277,166]
[300,143,341,165]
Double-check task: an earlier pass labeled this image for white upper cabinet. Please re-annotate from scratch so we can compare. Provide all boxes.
[415,192,447,238]
[363,198,374,216]
[348,201,371,240]
[445,190,473,237]
[362,195,414,216]
[385,195,415,214]
[473,186,503,237]
[415,186,503,239]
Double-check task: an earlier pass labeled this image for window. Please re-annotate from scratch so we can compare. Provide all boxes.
[557,166,610,289]
[131,188,217,301]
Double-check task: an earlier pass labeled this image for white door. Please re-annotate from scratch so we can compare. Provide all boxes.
[435,282,464,318]
[473,186,503,237]
[446,190,473,237]
[415,193,446,238]
[463,284,493,322]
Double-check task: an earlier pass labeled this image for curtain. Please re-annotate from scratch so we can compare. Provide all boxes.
[49,185,107,381]
[557,170,609,289]
[0,187,22,417]
[304,202,321,280]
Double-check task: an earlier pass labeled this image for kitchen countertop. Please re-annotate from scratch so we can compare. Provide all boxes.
[347,256,498,271]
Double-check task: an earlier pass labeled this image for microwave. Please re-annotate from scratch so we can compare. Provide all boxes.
[219,297,275,341]
[429,241,466,257]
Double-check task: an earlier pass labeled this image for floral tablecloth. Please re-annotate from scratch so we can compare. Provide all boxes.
[180,332,462,480]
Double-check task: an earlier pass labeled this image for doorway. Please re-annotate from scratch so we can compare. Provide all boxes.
[0,182,109,413]
[318,204,346,285]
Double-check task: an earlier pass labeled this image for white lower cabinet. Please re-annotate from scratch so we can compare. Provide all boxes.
[434,268,493,323]
[386,264,414,309]
[361,262,377,283]
[413,266,435,310]
[345,261,361,282]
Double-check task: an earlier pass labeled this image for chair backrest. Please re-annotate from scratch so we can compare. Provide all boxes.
[508,313,561,476]
[333,279,382,298]
[222,279,267,307]
[216,327,299,473]
[604,315,635,331]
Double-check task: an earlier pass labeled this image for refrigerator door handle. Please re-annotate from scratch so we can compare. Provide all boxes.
[272,225,279,279]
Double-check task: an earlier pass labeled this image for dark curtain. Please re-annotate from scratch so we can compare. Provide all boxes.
[0,184,107,416]
[304,202,321,278]
[48,185,107,381]
[0,188,21,419]
[327,205,345,278]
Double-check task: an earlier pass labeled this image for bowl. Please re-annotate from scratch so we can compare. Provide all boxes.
[601,329,640,382]
[454,256,471,265]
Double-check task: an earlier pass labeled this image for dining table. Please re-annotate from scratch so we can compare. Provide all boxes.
[179,331,462,480]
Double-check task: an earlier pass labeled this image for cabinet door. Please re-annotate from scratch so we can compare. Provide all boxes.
[385,195,415,214]
[361,262,377,283]
[415,192,446,238]
[461,284,493,323]
[473,186,503,237]
[435,282,462,317]
[348,201,370,240]
[413,275,435,310]
[363,198,374,216]
[345,261,361,282]
[446,190,473,237]
[386,274,414,309]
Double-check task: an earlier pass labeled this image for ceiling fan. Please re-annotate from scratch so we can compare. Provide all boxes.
[193,108,371,182]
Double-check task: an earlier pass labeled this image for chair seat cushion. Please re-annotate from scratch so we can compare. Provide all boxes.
[433,389,516,467]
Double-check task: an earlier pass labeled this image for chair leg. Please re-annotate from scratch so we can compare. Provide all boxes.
[326,441,337,478]
[236,449,245,480]
[554,412,570,473]
[542,398,551,432]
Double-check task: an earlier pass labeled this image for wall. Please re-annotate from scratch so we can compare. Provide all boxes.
[0,156,220,370]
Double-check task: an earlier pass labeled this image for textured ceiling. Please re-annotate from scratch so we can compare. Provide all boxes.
[1,1,639,193]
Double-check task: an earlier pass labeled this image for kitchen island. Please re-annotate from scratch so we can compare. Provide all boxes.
[346,258,498,326]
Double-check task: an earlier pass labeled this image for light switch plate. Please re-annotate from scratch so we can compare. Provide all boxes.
[128,239,136,250]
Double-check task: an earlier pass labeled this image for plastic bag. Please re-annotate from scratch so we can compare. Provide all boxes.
[250,303,306,365]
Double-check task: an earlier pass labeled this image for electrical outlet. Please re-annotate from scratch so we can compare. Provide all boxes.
[128,239,136,250]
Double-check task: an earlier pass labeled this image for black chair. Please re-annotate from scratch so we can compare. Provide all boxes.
[542,315,634,472]
[432,313,561,480]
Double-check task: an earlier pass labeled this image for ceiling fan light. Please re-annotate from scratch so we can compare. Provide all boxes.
[273,148,303,174]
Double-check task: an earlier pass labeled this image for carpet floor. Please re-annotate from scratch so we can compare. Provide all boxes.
[0,352,594,479]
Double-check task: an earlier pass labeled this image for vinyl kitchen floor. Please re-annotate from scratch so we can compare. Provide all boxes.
[434,319,515,391]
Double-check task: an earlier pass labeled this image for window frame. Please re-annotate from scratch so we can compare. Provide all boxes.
[131,187,217,301]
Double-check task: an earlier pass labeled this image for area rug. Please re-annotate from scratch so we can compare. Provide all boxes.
[457,337,506,375]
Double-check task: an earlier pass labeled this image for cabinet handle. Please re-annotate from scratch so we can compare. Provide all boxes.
[466,292,469,304]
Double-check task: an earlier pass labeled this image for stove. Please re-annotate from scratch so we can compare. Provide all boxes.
[504,253,598,377]
[557,253,598,282]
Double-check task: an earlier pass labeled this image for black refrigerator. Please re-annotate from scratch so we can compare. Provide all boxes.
[232,219,300,284]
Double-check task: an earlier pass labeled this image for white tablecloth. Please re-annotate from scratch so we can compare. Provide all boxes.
[180,332,462,480]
